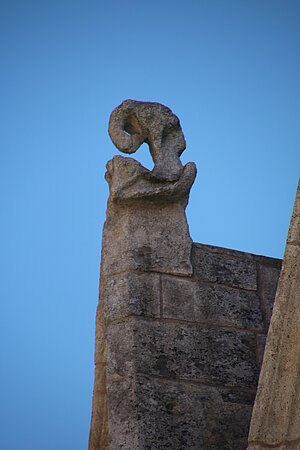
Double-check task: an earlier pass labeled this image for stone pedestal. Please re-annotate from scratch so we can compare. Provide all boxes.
[88,156,196,450]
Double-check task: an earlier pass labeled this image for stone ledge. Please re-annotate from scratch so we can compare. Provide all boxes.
[193,242,282,267]
[193,243,282,267]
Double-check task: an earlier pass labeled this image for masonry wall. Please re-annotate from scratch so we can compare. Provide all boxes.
[103,242,281,450]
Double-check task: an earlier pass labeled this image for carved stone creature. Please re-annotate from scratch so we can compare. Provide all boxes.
[89,101,197,450]
[108,100,186,181]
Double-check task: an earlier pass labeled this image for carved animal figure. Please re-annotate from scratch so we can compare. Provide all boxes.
[108,100,186,181]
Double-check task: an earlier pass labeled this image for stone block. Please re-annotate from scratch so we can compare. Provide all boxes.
[258,263,281,328]
[106,319,259,388]
[192,245,257,290]
[133,377,252,450]
[126,205,193,275]
[104,272,160,323]
[106,377,139,450]
[105,320,134,380]
[162,275,196,321]
[100,209,131,276]
[196,283,263,330]
[106,376,253,450]
[101,203,193,276]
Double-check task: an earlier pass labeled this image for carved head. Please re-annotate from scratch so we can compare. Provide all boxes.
[108,100,186,181]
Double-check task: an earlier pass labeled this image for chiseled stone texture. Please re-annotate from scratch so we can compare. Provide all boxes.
[107,318,259,387]
[192,244,258,290]
[99,243,282,450]
[91,238,282,450]
[106,377,140,450]
[196,283,263,330]
[161,272,267,331]
[108,100,186,182]
[136,377,252,450]
[104,272,160,323]
[101,157,196,277]
[162,276,196,321]
[107,375,254,450]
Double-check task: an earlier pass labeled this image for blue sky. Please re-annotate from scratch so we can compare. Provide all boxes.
[1,1,299,449]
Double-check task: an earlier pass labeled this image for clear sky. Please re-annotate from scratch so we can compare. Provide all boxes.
[1,1,299,449]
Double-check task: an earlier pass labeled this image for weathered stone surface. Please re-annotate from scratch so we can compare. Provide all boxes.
[104,272,160,323]
[108,100,186,181]
[106,318,259,388]
[89,275,109,450]
[101,204,194,276]
[196,283,263,330]
[192,244,257,290]
[89,101,198,450]
[90,101,289,449]
[248,179,300,449]
[101,157,196,277]
[194,243,279,263]
[106,377,139,450]
[105,155,196,205]
[194,242,262,261]
[126,205,192,276]
[137,377,254,450]
[107,376,253,450]
[162,275,196,321]
[258,263,281,329]
[162,275,264,330]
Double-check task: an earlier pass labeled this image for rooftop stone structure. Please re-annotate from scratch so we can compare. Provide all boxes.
[88,100,298,450]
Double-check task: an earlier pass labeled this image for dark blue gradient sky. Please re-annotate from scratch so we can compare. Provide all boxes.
[1,1,299,449]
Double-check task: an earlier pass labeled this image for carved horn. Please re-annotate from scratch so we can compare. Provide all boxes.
[108,99,187,181]
[108,101,144,154]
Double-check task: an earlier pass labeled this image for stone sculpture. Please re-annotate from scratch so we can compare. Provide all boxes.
[89,100,291,449]
[103,100,197,276]
[89,100,197,450]
[108,99,186,181]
